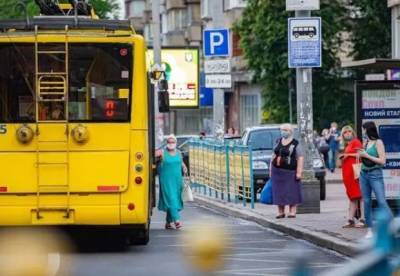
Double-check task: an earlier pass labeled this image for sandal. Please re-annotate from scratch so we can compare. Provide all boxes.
[275,214,285,219]
[174,221,182,230]
[342,219,355,228]
[355,220,367,228]
[288,215,296,218]
[165,223,173,230]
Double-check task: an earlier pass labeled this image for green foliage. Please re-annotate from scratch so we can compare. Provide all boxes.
[349,0,391,60]
[235,0,353,129]
[0,0,120,19]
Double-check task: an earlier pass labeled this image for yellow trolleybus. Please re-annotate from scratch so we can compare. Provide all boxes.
[0,3,157,244]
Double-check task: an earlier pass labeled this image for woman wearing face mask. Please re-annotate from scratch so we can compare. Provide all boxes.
[359,121,392,239]
[339,126,365,228]
[155,134,188,230]
[270,124,304,218]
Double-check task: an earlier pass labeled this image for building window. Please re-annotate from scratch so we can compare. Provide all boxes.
[161,13,168,34]
[240,94,260,131]
[223,0,247,11]
[201,0,210,19]
[128,0,145,17]
[167,9,187,32]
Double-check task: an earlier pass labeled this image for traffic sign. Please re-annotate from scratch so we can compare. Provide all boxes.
[204,59,231,74]
[205,74,232,89]
[286,0,320,11]
[203,29,230,57]
[288,17,321,68]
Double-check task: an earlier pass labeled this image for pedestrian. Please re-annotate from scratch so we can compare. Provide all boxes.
[317,129,330,166]
[327,122,340,173]
[339,126,365,228]
[270,124,304,219]
[358,121,392,239]
[156,134,188,230]
[226,127,235,137]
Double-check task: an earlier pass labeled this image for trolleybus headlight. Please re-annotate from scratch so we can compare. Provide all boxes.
[16,125,34,144]
[71,124,89,144]
[135,176,143,185]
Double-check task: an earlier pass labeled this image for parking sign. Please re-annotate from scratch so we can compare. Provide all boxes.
[203,29,230,57]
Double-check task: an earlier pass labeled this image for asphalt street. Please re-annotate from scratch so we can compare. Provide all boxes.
[51,203,348,276]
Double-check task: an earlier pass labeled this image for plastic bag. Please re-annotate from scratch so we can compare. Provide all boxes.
[260,179,273,205]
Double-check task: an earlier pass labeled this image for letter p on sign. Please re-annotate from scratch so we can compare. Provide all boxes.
[204,29,230,57]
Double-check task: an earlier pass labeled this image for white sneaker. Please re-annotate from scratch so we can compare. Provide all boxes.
[364,228,373,239]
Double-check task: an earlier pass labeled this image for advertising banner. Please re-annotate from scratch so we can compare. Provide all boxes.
[147,48,199,109]
[356,81,400,199]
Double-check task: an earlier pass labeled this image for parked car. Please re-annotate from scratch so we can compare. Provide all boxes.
[241,125,327,200]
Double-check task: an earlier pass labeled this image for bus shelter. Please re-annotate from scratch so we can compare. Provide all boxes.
[343,58,400,210]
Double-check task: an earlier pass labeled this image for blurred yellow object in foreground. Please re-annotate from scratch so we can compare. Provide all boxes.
[0,228,70,276]
[182,221,230,273]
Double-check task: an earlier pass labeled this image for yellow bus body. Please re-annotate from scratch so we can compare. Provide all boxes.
[0,29,153,240]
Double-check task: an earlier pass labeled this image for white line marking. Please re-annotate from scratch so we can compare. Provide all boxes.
[47,253,61,276]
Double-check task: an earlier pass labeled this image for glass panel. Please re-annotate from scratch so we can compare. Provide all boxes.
[0,44,35,123]
[69,44,132,122]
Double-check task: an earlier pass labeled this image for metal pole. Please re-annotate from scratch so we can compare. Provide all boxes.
[288,77,293,124]
[295,10,314,172]
[152,0,163,147]
[213,89,225,137]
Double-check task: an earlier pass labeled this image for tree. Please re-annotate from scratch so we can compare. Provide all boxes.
[235,0,352,129]
[349,0,391,60]
[0,0,120,19]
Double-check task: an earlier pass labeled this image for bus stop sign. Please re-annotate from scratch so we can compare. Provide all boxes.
[288,17,321,68]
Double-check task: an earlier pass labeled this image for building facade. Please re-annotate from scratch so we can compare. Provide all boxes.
[124,0,263,135]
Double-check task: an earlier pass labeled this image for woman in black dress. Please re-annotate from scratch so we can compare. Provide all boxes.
[270,124,304,219]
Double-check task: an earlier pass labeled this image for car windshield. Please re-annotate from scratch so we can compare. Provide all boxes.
[247,128,299,150]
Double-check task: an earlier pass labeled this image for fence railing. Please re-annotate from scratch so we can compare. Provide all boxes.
[188,139,256,208]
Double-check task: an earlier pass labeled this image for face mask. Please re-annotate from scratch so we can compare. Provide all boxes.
[281,130,291,139]
[167,143,177,150]
[362,134,368,141]
[344,135,353,141]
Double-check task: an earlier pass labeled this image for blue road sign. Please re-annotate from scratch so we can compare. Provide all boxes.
[203,29,230,57]
[288,17,321,68]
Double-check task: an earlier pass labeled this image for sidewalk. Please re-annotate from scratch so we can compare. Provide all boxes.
[194,169,367,257]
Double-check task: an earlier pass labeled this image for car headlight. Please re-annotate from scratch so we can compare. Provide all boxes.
[313,158,324,168]
[253,161,269,170]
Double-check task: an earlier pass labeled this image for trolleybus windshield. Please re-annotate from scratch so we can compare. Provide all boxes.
[0,43,132,123]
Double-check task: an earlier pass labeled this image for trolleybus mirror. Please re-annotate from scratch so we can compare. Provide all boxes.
[158,90,170,113]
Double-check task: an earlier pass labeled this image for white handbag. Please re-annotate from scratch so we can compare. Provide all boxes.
[182,178,194,202]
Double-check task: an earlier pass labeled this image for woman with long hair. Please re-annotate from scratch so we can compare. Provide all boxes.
[339,126,364,228]
[359,121,392,239]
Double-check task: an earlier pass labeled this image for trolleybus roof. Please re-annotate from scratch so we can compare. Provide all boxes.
[0,17,132,32]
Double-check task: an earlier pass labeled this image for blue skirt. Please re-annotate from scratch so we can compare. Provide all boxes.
[271,165,302,206]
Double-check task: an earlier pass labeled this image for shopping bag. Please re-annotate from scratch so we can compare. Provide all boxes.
[182,178,194,202]
[260,179,273,205]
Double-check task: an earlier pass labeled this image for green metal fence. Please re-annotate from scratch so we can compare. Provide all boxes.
[189,139,255,209]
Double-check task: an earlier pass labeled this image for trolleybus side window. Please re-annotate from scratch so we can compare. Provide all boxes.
[0,44,35,123]
[69,43,132,122]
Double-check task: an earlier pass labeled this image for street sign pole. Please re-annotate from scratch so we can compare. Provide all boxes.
[296,10,314,172]
[152,0,163,147]
[203,28,231,138]
[292,9,320,214]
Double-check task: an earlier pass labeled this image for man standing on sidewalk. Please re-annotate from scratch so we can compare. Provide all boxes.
[327,122,340,173]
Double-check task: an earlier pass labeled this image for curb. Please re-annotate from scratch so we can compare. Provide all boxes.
[194,195,359,257]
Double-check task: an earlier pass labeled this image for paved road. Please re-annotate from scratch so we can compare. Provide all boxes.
[57,203,347,276]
